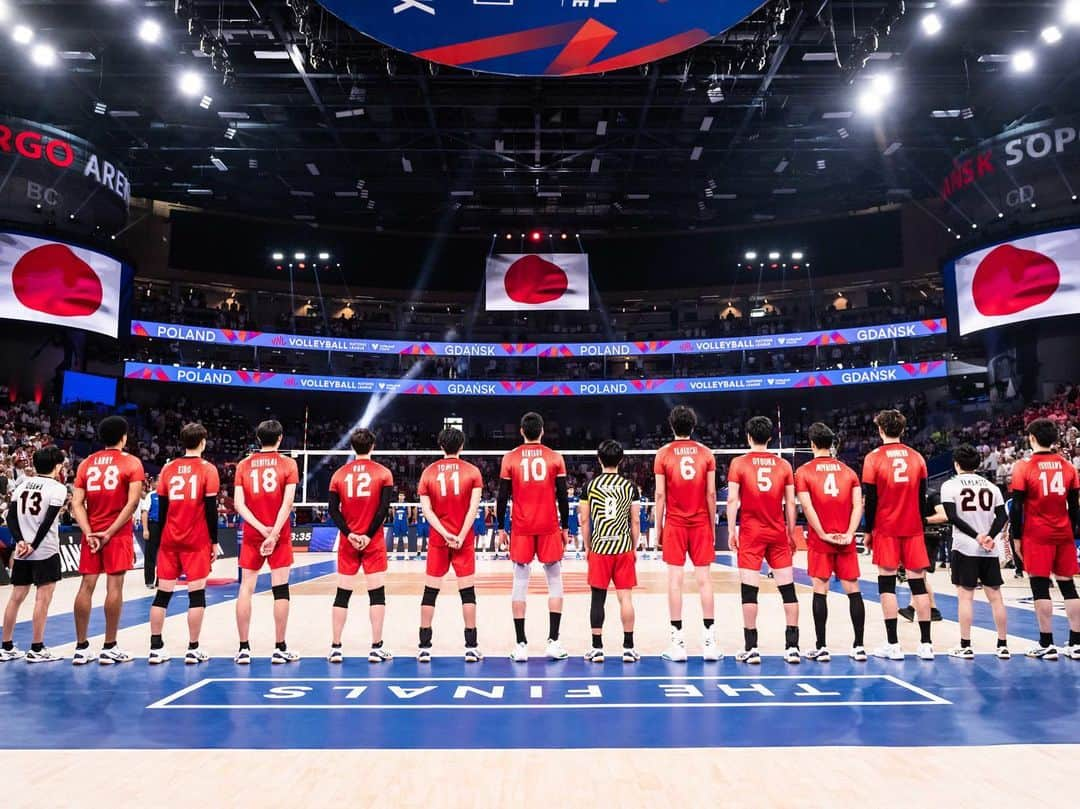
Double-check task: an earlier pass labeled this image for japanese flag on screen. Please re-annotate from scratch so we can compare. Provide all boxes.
[485,253,590,311]
[954,227,1080,336]
[0,232,122,338]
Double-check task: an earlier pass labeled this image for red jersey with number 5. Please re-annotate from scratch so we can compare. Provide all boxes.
[1010,453,1079,543]
[795,458,859,548]
[500,444,566,534]
[728,451,794,542]
[861,444,927,537]
[418,458,483,542]
[329,459,394,540]
[653,439,715,529]
[235,451,299,539]
[74,449,145,540]
[156,457,220,549]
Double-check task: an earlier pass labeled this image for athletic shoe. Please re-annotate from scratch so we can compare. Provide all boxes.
[464,647,484,663]
[622,648,641,663]
[1026,645,1058,660]
[916,642,935,661]
[783,647,801,665]
[849,646,868,662]
[0,647,26,663]
[995,646,1012,660]
[661,628,687,662]
[148,649,170,665]
[735,647,761,665]
[99,648,133,665]
[804,647,831,662]
[545,639,569,660]
[234,649,252,665]
[872,643,904,660]
[897,605,916,622]
[584,648,605,663]
[417,648,432,664]
[71,647,94,666]
[185,648,210,665]
[368,646,393,663]
[1066,644,1080,661]
[702,627,722,661]
[271,648,300,664]
[26,648,62,664]
[510,642,529,663]
[930,607,944,622]
[948,646,975,660]
[327,647,344,664]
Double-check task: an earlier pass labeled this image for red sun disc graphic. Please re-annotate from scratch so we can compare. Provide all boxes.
[971,244,1060,317]
[504,255,568,305]
[11,244,104,318]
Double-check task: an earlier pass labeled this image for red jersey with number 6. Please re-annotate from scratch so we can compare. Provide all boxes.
[861,444,927,537]
[653,439,715,529]
[795,458,860,549]
[235,451,299,540]
[418,458,483,542]
[74,449,145,540]
[500,444,566,535]
[156,457,220,549]
[1010,453,1079,543]
[728,451,794,543]
[329,459,394,540]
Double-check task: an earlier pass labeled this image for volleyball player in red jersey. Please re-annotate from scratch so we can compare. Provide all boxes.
[70,416,145,666]
[726,416,799,665]
[327,428,395,664]
[653,405,718,662]
[861,409,933,661]
[149,423,222,665]
[794,423,866,662]
[232,420,299,665]
[1009,418,1080,660]
[497,411,570,663]
[415,427,485,663]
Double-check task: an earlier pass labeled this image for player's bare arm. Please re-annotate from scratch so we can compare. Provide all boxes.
[726,480,741,551]
[844,485,864,546]
[706,467,717,540]
[69,486,97,551]
[266,481,297,550]
[458,486,483,548]
[797,491,833,544]
[233,484,271,539]
[98,480,144,546]
[630,501,641,549]
[419,493,455,548]
[784,484,797,551]
[653,473,667,545]
[579,499,592,554]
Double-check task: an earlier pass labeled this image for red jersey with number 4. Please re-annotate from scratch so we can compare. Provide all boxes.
[418,458,483,541]
[235,452,299,539]
[74,450,145,540]
[500,444,566,534]
[1010,453,1080,543]
[795,458,860,548]
[653,440,715,528]
[329,459,394,539]
[728,451,794,543]
[861,444,927,537]
[156,457,220,549]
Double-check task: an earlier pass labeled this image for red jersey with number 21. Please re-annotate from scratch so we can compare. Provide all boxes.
[157,457,220,549]
[861,444,927,537]
[795,458,859,549]
[728,451,793,543]
[1010,453,1079,543]
[653,439,715,528]
[329,459,394,540]
[500,444,566,535]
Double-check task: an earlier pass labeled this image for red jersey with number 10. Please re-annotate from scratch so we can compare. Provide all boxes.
[500,444,566,534]
[329,459,394,540]
[156,457,220,549]
[235,452,299,540]
[74,449,145,540]
[728,451,794,542]
[1010,453,1079,543]
[861,443,927,537]
[795,457,859,549]
[653,439,715,528]
[418,458,484,542]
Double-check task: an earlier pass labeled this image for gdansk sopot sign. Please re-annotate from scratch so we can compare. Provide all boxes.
[0,116,130,234]
[317,0,765,77]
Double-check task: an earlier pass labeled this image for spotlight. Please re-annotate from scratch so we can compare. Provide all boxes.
[271,252,284,261]
[561,233,568,240]
[30,43,56,67]
[505,233,512,240]
[1011,50,1035,73]
[768,251,781,260]
[178,70,203,96]
[744,251,758,260]
[12,25,33,45]
[791,251,804,260]
[1041,25,1063,44]
[921,13,943,36]
[0,2,9,22]
[530,231,541,242]
[857,90,884,116]
[1066,0,1080,25]
[318,251,330,260]
[869,74,895,95]
[138,19,162,44]
[294,252,306,260]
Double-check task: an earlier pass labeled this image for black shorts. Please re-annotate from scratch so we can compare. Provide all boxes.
[10,555,62,587]
[950,551,1003,589]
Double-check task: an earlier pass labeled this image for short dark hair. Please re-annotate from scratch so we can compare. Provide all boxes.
[874,409,907,439]
[669,405,697,437]
[350,428,376,455]
[597,439,624,469]
[1026,418,1058,449]
[179,423,208,450]
[807,422,836,450]
[256,419,284,447]
[438,427,465,455]
[520,412,544,441]
[97,415,129,447]
[952,444,981,472]
[33,445,65,475]
[746,416,774,445]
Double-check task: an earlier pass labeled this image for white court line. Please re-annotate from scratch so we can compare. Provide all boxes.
[881,674,953,705]
[146,679,216,709]
[148,701,944,710]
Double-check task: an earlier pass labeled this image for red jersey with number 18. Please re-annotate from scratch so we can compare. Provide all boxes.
[1010,453,1079,543]
[74,449,145,540]
[329,459,394,540]
[728,451,793,542]
[653,439,715,528]
[795,457,860,549]
[235,451,299,541]
[418,458,483,543]
[156,457,220,549]
[500,444,566,535]
[861,443,927,537]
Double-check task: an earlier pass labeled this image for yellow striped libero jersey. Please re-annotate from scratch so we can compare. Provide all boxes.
[582,472,639,555]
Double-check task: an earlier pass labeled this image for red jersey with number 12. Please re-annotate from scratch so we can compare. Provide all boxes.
[156,457,220,549]
[728,451,793,542]
[418,458,483,542]
[74,449,145,540]
[861,444,927,537]
[653,439,715,528]
[235,451,299,540]
[795,457,859,549]
[500,444,566,534]
[329,459,394,540]
[1010,453,1079,543]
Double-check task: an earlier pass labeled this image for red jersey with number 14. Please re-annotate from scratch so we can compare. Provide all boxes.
[795,457,860,549]
[74,449,145,540]
[156,457,220,549]
[500,444,566,535]
[861,444,927,537]
[653,439,715,528]
[728,451,794,542]
[329,459,394,539]
[418,458,483,542]
[1010,453,1079,543]
[235,451,299,540]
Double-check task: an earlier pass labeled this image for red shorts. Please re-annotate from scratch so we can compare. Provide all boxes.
[661,524,715,567]
[737,536,793,571]
[510,532,564,565]
[1021,539,1079,579]
[588,550,637,590]
[78,533,134,576]
[871,533,929,572]
[239,535,294,571]
[807,544,860,581]
[426,540,476,578]
[157,544,212,582]
[337,531,388,576]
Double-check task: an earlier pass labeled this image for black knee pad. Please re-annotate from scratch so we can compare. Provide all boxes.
[333,587,352,609]
[877,575,897,595]
[740,583,759,604]
[908,578,928,596]
[1057,579,1078,600]
[368,586,386,606]
[421,585,439,607]
[152,590,173,609]
[1030,577,1052,601]
[459,586,476,605]
[188,589,206,609]
[778,583,797,604]
[271,584,290,601]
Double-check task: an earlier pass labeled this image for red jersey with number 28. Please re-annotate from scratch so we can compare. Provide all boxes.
[156,457,220,549]
[653,439,715,528]
[74,449,145,540]
[500,444,566,535]
[1010,453,1079,543]
[235,452,299,539]
[795,457,860,549]
[418,458,483,541]
[728,451,794,543]
[861,444,927,537]
[329,459,394,540]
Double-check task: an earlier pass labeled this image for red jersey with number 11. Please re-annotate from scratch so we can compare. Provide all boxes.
[1010,453,1079,543]
[418,458,483,542]
[500,444,566,534]
[861,443,927,537]
[795,457,859,549]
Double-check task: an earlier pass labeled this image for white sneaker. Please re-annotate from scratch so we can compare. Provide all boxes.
[735,647,761,664]
[417,648,432,664]
[545,639,569,660]
[185,648,210,665]
[99,647,133,665]
[872,643,904,660]
[995,645,1012,660]
[1066,644,1080,661]
[25,648,62,664]
[702,627,722,661]
[510,641,529,663]
[464,647,484,663]
[784,647,801,665]
[327,647,344,664]
[849,646,868,662]
[804,647,831,662]
[622,647,641,663]
[948,646,975,660]
[72,647,95,666]
[661,628,688,662]
[368,646,393,663]
[0,647,26,662]
[271,648,300,664]
[148,648,170,665]
[916,642,935,661]
[584,648,605,663]
[1026,644,1058,660]
[234,649,252,665]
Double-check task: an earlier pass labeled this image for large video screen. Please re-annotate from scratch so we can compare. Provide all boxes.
[61,371,117,408]
[948,225,1080,336]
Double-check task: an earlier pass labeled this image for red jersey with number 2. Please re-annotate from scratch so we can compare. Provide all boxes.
[74,450,145,540]
[861,444,927,537]
[653,440,715,528]
[156,457,220,549]
[1010,453,1079,543]
[329,459,394,540]
[500,445,566,535]
[795,458,860,549]
[728,451,793,543]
